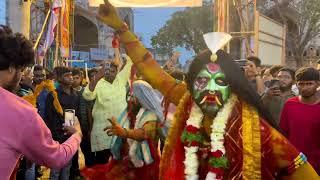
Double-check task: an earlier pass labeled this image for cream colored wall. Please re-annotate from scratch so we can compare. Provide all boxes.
[7,0,30,39]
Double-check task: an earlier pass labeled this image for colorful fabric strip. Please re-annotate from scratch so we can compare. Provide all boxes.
[242,102,262,179]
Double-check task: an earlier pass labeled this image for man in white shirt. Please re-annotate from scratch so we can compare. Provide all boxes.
[83,55,132,164]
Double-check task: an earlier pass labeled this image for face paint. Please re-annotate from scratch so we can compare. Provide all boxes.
[192,63,231,117]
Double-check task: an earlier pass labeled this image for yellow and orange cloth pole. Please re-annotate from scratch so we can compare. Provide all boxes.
[215,0,227,32]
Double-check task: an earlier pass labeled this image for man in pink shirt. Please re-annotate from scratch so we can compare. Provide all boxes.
[280,67,320,175]
[0,25,82,179]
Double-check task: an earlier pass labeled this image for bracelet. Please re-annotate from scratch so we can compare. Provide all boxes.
[287,152,307,173]
[280,152,307,176]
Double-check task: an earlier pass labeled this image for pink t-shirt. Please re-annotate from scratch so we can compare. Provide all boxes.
[280,96,320,173]
[0,87,81,179]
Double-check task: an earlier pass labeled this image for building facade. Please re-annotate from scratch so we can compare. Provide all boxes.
[261,0,320,68]
[5,0,134,64]
[5,0,134,68]
[0,0,6,25]
[74,0,134,59]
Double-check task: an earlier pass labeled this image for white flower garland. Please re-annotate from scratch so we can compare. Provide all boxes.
[183,94,238,180]
[206,94,237,180]
[184,103,203,179]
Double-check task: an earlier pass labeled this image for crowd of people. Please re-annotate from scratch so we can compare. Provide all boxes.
[1,1,320,180]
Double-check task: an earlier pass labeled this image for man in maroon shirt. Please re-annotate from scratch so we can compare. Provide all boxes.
[280,67,320,175]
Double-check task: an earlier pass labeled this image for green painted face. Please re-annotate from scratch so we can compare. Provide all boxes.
[192,63,231,117]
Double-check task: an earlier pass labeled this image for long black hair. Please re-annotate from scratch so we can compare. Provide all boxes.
[186,49,278,129]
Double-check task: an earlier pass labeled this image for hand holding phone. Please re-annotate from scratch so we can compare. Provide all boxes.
[269,87,281,96]
[235,59,248,72]
[63,116,83,138]
[267,80,281,96]
[64,109,75,126]
[269,79,280,88]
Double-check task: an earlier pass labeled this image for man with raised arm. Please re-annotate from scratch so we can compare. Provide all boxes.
[82,39,132,165]
[96,1,319,179]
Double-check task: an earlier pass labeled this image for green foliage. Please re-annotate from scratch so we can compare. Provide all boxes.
[181,130,203,144]
[151,3,214,56]
[287,0,320,67]
[208,156,228,169]
[272,0,320,67]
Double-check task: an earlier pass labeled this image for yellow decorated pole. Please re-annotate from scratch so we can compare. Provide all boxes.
[214,0,227,32]
[54,9,60,67]
[33,9,51,50]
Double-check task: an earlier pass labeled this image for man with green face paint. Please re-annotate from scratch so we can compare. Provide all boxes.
[193,63,230,118]
[91,1,319,180]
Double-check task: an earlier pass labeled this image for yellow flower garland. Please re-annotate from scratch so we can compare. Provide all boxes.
[23,80,63,116]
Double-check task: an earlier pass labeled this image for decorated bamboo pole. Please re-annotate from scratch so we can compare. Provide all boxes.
[214,0,228,52]
[253,0,258,56]
[33,9,51,50]
[226,0,230,53]
[54,10,60,67]
[214,0,226,32]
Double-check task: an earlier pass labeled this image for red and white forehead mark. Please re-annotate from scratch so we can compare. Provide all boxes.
[206,63,220,74]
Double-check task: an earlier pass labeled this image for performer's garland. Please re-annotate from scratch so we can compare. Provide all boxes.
[182,94,238,180]
[23,80,63,115]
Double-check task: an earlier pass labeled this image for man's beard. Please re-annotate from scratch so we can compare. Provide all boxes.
[4,71,21,92]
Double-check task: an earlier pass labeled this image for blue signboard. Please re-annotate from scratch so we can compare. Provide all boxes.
[71,51,95,68]
[90,48,108,61]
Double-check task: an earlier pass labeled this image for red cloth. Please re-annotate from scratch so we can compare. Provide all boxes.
[161,102,300,179]
[112,36,120,48]
[81,139,160,180]
[280,97,320,173]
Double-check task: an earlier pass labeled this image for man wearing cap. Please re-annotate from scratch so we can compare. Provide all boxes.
[280,67,320,175]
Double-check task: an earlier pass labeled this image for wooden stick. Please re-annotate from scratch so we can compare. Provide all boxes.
[33,9,51,50]
[54,9,61,67]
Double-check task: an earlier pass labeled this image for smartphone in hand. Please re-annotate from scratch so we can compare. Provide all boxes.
[64,109,75,126]
[267,79,281,96]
